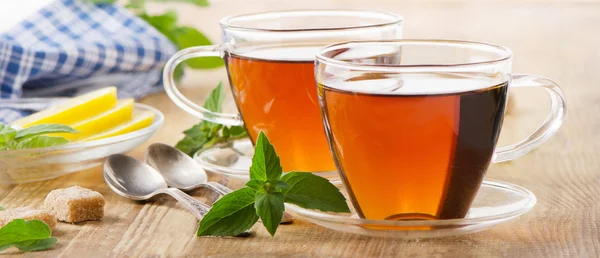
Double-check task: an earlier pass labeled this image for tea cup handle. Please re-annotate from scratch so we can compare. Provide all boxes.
[492,74,567,163]
[163,46,243,126]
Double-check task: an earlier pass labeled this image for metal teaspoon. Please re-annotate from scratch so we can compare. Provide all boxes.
[144,143,294,224]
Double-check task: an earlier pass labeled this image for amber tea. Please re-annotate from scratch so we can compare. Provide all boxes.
[225,46,336,172]
[319,75,508,220]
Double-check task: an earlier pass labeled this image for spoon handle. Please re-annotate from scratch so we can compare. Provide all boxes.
[160,188,210,220]
[203,182,233,195]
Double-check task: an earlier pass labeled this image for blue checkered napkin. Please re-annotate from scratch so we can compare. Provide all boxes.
[0,0,177,123]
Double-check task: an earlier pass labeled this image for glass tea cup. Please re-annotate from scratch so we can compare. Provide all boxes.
[315,40,566,220]
[163,10,402,174]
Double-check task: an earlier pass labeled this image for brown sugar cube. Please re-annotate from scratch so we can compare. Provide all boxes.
[44,186,105,223]
[0,206,57,229]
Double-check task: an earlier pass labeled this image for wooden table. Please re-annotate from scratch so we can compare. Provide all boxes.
[2,0,598,256]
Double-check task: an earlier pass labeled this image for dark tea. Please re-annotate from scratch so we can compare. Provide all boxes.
[225,46,336,172]
[319,75,508,220]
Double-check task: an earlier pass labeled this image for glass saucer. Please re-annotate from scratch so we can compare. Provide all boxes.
[285,179,536,239]
[194,138,340,181]
[193,138,254,179]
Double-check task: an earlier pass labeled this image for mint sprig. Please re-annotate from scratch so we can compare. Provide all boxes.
[0,124,77,150]
[175,82,247,156]
[197,132,350,237]
[0,219,57,252]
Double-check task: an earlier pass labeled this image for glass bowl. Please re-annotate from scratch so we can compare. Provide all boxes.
[0,103,163,184]
[285,179,536,239]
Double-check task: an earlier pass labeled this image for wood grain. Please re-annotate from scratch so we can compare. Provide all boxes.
[1,0,598,257]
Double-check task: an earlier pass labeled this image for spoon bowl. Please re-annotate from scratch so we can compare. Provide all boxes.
[145,143,294,224]
[103,154,211,219]
[146,143,207,191]
[104,154,168,200]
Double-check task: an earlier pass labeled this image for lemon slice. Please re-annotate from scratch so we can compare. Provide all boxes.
[82,110,155,141]
[56,99,134,141]
[11,87,117,128]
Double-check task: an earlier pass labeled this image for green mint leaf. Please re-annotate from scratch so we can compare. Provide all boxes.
[176,83,229,156]
[148,0,209,7]
[228,126,247,138]
[245,179,264,191]
[0,219,56,252]
[203,82,225,113]
[0,206,4,211]
[182,121,210,137]
[201,137,221,150]
[0,124,16,147]
[15,124,77,139]
[15,136,69,150]
[174,135,208,156]
[139,11,178,44]
[12,238,57,252]
[221,126,230,139]
[255,191,284,236]
[281,172,350,213]
[124,0,145,11]
[173,64,185,82]
[209,123,223,137]
[139,11,181,61]
[197,187,259,236]
[274,180,290,190]
[250,132,282,182]
[172,26,224,69]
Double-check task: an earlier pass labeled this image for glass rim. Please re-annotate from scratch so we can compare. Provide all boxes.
[316,39,514,72]
[219,9,403,32]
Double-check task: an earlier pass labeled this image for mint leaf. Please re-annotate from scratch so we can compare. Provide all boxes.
[197,187,259,236]
[0,124,16,147]
[15,136,69,150]
[255,191,284,236]
[174,135,208,156]
[274,180,290,190]
[250,132,282,181]
[0,207,4,211]
[12,238,57,252]
[0,123,74,150]
[0,219,56,252]
[15,124,77,139]
[139,11,178,43]
[173,64,184,82]
[228,126,247,137]
[281,172,350,213]
[182,122,210,137]
[245,179,264,191]
[172,26,224,69]
[175,82,244,157]
[125,0,145,12]
[203,82,224,113]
